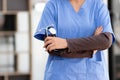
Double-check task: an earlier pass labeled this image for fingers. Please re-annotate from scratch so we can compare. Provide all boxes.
[44,37,54,43]
[98,26,103,32]
[44,39,53,48]
[44,37,54,47]
[93,50,97,54]
[44,37,55,52]
[46,43,55,52]
[94,26,103,35]
[97,26,103,33]
[96,26,103,33]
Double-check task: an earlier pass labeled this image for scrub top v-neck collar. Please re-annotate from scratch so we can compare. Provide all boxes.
[66,0,88,14]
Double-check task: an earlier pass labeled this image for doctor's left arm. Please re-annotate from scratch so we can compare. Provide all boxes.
[66,0,114,53]
[34,1,57,40]
[44,0,114,55]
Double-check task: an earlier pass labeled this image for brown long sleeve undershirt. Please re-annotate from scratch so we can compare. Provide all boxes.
[49,32,112,58]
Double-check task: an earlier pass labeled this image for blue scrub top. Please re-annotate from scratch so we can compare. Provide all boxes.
[34,0,114,80]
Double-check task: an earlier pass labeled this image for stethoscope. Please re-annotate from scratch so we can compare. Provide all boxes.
[38,25,60,54]
[38,25,66,55]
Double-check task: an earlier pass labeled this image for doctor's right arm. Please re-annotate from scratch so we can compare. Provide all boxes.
[34,1,56,40]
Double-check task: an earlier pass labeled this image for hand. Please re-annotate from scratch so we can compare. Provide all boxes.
[93,26,103,53]
[44,37,67,52]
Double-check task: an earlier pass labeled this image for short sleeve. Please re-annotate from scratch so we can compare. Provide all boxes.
[34,1,56,40]
[96,0,115,43]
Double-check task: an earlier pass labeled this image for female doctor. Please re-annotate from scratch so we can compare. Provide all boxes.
[34,0,115,80]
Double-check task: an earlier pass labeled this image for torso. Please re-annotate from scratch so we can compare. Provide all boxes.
[44,0,109,80]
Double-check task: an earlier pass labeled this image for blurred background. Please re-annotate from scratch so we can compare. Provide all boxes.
[0,0,120,80]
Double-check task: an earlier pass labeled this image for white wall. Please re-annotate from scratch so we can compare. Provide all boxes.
[31,3,48,80]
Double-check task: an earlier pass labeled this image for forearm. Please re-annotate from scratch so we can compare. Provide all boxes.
[49,49,93,58]
[67,32,112,53]
[59,50,93,58]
